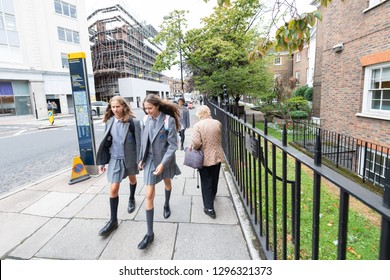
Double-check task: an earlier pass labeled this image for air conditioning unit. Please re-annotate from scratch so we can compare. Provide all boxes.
[332,43,344,53]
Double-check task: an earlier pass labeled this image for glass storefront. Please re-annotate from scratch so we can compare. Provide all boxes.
[0,81,31,116]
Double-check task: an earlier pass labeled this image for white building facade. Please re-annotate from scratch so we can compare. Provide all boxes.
[118,77,170,109]
[0,0,95,118]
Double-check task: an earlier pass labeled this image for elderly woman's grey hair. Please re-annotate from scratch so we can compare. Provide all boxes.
[195,105,211,120]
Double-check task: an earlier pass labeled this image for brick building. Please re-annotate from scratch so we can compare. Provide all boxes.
[292,45,310,87]
[313,0,390,147]
[268,51,293,87]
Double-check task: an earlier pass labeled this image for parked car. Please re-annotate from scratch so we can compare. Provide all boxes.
[91,101,108,116]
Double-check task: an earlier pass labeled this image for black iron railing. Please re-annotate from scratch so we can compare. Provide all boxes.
[292,120,390,188]
[205,99,390,260]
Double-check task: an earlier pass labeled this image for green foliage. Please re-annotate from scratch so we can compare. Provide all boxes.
[304,86,313,101]
[289,110,308,119]
[292,85,309,98]
[292,85,313,101]
[158,0,274,97]
[287,96,311,113]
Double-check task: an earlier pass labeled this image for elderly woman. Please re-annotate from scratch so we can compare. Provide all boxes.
[191,105,224,218]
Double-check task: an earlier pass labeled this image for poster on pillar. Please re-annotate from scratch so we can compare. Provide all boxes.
[67,52,96,167]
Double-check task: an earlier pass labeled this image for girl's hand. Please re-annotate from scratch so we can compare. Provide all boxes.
[99,165,106,174]
[138,161,144,171]
[153,164,164,175]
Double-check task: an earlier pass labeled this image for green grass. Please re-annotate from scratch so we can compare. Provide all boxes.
[233,123,381,260]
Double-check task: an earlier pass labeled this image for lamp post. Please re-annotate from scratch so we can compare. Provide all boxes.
[163,15,184,94]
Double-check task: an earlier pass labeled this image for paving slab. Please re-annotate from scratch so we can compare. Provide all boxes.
[35,218,112,260]
[9,218,69,259]
[100,221,177,260]
[27,171,69,191]
[75,193,144,220]
[47,176,98,193]
[21,192,79,217]
[134,195,192,223]
[99,178,145,195]
[138,177,185,196]
[56,193,96,218]
[191,196,238,225]
[183,177,203,196]
[173,223,251,260]
[0,190,47,213]
[0,212,49,258]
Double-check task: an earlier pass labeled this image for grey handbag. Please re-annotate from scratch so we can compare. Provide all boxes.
[183,147,204,169]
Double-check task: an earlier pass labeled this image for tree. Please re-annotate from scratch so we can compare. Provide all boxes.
[154,0,274,99]
[204,0,343,57]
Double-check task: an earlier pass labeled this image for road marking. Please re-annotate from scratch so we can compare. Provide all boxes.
[14,129,27,136]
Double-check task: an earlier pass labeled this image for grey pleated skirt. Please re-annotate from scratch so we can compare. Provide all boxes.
[143,155,181,185]
[107,158,129,183]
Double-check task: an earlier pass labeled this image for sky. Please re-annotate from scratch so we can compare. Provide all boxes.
[85,0,316,78]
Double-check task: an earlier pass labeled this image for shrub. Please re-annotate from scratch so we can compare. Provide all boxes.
[292,85,309,98]
[290,110,308,119]
[287,96,311,113]
[304,87,313,101]
[292,85,313,101]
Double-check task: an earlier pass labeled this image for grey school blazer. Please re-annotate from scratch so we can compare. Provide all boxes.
[96,116,141,175]
[139,113,178,168]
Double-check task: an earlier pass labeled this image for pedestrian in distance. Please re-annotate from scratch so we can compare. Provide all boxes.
[138,94,181,250]
[178,97,190,150]
[191,105,224,219]
[96,96,141,237]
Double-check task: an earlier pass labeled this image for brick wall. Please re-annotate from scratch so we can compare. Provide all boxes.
[314,0,390,147]
[268,52,293,87]
[292,46,309,86]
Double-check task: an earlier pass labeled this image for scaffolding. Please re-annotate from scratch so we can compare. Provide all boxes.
[88,4,163,101]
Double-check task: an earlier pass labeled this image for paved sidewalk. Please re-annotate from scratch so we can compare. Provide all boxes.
[0,130,261,260]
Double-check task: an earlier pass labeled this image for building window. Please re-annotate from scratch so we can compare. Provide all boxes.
[54,0,77,19]
[274,57,282,65]
[296,52,301,62]
[359,146,388,187]
[362,63,390,115]
[61,52,69,68]
[57,27,79,44]
[295,71,300,81]
[0,0,19,47]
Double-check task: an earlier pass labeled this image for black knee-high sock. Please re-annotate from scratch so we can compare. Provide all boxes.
[110,196,119,221]
[129,183,137,200]
[164,189,171,207]
[146,208,154,236]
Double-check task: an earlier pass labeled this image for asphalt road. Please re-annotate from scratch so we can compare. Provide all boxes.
[0,117,105,195]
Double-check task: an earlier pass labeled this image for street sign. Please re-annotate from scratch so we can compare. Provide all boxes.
[245,133,259,158]
[67,52,98,175]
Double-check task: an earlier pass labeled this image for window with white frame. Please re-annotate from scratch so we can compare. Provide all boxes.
[54,0,77,18]
[363,63,390,115]
[359,146,388,187]
[296,52,301,62]
[0,0,19,47]
[295,71,300,81]
[57,27,79,44]
[274,57,282,65]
